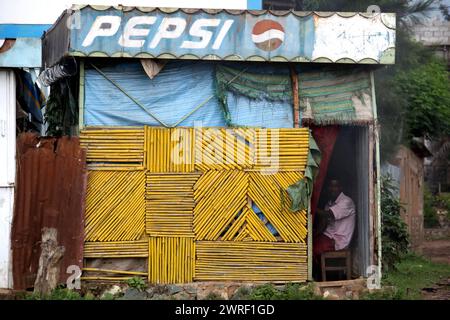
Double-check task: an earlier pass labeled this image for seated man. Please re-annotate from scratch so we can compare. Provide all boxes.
[313,179,356,266]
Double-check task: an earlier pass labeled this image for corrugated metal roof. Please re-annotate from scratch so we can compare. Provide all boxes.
[43,5,396,68]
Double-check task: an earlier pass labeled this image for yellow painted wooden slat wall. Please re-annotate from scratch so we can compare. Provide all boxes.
[193,170,249,240]
[195,241,307,282]
[85,170,145,241]
[146,172,200,237]
[248,171,307,243]
[253,128,309,172]
[80,127,145,170]
[145,127,194,172]
[84,240,148,258]
[194,128,255,171]
[148,237,195,284]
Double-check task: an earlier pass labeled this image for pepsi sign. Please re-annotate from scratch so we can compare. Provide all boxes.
[66,6,396,64]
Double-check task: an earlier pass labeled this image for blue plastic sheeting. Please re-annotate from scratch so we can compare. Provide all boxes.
[84,61,294,128]
[227,92,293,128]
[85,61,226,127]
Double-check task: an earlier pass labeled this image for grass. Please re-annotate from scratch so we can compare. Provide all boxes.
[235,283,323,300]
[361,253,450,300]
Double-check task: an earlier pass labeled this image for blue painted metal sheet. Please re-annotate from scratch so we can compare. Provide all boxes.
[0,24,52,39]
[55,6,395,65]
[0,38,42,68]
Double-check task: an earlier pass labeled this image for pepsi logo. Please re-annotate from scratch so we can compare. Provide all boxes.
[252,20,285,52]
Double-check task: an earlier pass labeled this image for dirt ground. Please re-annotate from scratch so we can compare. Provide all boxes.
[419,239,450,300]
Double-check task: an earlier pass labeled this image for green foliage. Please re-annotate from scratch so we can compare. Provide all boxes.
[25,287,84,300]
[378,253,450,299]
[45,79,78,136]
[245,283,322,300]
[381,174,410,271]
[126,277,146,291]
[395,61,450,140]
[424,187,440,227]
[100,292,116,300]
[436,193,450,214]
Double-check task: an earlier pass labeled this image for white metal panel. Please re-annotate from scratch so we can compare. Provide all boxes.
[0,187,14,288]
[0,70,16,187]
[0,70,15,289]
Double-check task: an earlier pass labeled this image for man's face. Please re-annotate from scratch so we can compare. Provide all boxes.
[328,180,342,201]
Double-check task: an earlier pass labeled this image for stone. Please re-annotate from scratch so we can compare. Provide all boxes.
[101,285,122,298]
[226,285,240,300]
[167,284,183,295]
[119,288,147,300]
[184,285,197,295]
[150,293,167,300]
[173,292,192,300]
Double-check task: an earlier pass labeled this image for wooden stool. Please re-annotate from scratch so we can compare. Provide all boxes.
[320,249,351,281]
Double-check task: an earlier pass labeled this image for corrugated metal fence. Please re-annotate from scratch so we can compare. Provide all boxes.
[11,133,87,290]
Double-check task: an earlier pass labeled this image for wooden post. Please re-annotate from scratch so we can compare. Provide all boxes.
[33,228,65,295]
[290,66,300,128]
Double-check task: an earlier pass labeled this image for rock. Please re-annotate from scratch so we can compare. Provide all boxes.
[119,288,147,300]
[173,292,192,300]
[150,294,166,300]
[184,285,197,295]
[167,285,183,295]
[226,285,240,300]
[103,285,122,296]
[145,287,155,298]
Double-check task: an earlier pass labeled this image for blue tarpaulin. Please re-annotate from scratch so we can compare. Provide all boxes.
[84,61,294,128]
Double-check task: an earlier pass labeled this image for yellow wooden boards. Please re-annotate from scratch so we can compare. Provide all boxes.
[82,126,310,284]
[248,172,307,243]
[193,170,249,240]
[80,127,145,170]
[84,240,148,258]
[254,128,309,172]
[145,127,194,172]
[149,237,195,284]
[194,128,255,171]
[195,242,308,282]
[85,170,145,241]
[146,172,200,237]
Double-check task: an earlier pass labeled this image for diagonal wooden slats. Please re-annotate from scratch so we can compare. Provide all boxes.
[195,241,307,282]
[145,172,200,237]
[145,127,194,172]
[248,171,307,243]
[85,170,145,241]
[193,170,248,240]
[80,127,145,170]
[222,205,277,242]
[148,237,195,284]
[195,128,255,171]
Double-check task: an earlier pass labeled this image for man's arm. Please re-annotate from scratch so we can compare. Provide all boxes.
[314,208,334,235]
[329,198,355,220]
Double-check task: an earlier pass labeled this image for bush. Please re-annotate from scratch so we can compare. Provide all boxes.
[247,283,322,300]
[424,187,439,228]
[126,277,146,291]
[381,174,410,271]
[435,193,450,218]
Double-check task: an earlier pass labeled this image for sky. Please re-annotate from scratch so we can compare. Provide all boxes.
[0,0,250,25]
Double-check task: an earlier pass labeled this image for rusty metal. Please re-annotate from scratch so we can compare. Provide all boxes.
[11,133,87,290]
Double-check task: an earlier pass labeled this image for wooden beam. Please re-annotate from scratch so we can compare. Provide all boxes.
[290,66,300,128]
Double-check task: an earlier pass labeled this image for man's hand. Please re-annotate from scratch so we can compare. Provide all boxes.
[315,209,333,235]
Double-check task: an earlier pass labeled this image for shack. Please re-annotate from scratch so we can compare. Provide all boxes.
[14,5,396,288]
